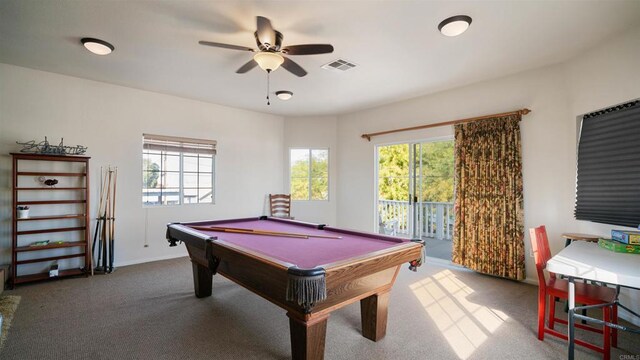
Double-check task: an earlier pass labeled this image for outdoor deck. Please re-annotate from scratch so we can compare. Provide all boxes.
[378,199,454,260]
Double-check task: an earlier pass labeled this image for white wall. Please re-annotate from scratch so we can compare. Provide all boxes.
[0,63,284,268]
[335,24,640,286]
[283,116,338,225]
[566,25,640,236]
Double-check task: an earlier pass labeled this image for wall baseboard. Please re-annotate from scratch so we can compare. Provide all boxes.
[114,252,187,268]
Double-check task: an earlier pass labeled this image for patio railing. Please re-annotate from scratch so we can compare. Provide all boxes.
[378,199,454,240]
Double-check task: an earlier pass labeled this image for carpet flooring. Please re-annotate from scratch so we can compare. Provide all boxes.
[1,257,638,359]
[422,238,453,261]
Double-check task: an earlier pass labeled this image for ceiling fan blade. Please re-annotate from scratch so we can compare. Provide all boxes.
[282,44,334,55]
[199,41,254,52]
[281,57,307,77]
[256,16,276,48]
[236,59,258,74]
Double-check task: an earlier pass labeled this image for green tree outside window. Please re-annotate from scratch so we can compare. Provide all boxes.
[290,149,329,200]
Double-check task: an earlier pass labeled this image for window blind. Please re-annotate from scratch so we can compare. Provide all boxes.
[574,100,640,228]
[142,134,217,155]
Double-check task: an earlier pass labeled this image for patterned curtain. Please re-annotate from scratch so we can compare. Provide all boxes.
[451,114,525,280]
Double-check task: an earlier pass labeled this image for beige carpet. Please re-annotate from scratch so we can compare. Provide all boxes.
[0,258,637,359]
[0,295,21,350]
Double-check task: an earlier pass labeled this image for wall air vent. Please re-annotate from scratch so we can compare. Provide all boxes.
[321,59,357,72]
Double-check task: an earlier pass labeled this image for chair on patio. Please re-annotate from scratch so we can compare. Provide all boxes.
[269,194,293,219]
[529,225,617,360]
[378,213,398,236]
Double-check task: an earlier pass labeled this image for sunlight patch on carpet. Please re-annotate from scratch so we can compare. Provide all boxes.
[410,270,509,360]
[0,295,21,350]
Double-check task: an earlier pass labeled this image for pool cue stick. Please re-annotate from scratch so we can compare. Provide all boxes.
[189,226,309,239]
[102,168,111,273]
[98,168,106,273]
[109,167,117,273]
[91,168,102,275]
[91,167,100,273]
[105,167,110,273]
[93,167,108,273]
[91,170,108,275]
[102,166,113,274]
[205,226,342,239]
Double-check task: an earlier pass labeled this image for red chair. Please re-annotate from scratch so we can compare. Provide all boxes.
[529,226,617,359]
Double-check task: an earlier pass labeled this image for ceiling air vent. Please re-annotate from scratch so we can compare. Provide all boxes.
[321,59,357,72]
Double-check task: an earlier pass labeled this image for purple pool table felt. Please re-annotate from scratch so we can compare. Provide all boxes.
[189,219,410,269]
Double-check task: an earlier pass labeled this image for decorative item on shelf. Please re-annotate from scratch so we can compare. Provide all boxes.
[16,136,87,155]
[16,206,29,219]
[37,176,58,187]
[49,263,59,277]
[30,240,49,247]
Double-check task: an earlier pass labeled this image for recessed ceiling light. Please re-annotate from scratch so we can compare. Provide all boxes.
[276,91,293,100]
[438,15,472,37]
[81,37,114,55]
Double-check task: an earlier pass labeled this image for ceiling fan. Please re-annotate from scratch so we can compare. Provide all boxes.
[199,16,334,77]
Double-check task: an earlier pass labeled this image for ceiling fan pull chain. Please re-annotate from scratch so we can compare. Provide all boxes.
[266,71,271,106]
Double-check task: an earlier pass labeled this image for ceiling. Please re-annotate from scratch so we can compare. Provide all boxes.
[1,1,639,117]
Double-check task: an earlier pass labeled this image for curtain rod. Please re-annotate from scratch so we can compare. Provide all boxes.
[361,108,532,141]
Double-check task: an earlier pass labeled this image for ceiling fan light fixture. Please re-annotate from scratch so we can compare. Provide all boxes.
[253,52,284,72]
[276,91,293,100]
[438,15,472,37]
[81,37,114,55]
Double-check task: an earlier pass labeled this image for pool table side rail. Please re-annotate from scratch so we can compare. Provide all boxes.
[261,216,329,229]
[320,241,421,272]
[322,226,405,243]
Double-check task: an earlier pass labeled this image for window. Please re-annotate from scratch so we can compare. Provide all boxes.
[574,100,640,227]
[290,148,329,201]
[142,134,216,206]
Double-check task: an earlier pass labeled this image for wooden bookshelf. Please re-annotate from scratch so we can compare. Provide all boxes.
[11,153,91,287]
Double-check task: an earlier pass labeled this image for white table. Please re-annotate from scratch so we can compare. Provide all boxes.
[547,241,640,359]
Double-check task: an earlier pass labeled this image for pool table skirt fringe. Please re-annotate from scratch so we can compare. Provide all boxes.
[286,270,327,310]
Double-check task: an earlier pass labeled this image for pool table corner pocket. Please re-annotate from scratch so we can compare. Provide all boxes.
[286,266,327,313]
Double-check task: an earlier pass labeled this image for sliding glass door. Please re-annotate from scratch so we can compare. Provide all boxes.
[412,141,455,240]
[377,139,454,258]
[377,143,411,235]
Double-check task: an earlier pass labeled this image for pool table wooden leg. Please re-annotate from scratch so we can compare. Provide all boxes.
[192,262,212,298]
[287,312,329,360]
[360,290,390,341]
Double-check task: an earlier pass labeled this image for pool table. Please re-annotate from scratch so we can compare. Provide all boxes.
[166,216,424,360]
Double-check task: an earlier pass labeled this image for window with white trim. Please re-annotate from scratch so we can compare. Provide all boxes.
[142,134,216,206]
[290,148,329,201]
